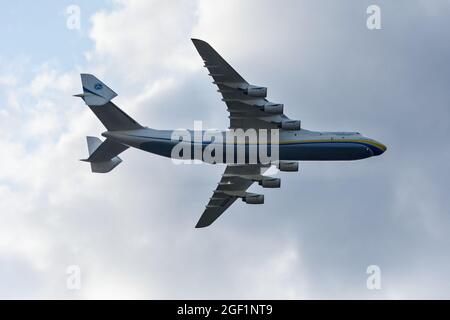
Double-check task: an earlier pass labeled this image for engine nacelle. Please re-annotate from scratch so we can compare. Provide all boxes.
[260,103,284,115]
[259,177,281,188]
[244,86,267,98]
[243,194,264,204]
[277,161,299,172]
[280,120,301,131]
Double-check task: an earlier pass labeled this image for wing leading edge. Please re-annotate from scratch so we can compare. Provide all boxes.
[191,38,301,131]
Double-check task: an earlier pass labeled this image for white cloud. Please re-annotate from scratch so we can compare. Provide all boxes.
[1,0,450,299]
[0,75,18,86]
[88,0,199,80]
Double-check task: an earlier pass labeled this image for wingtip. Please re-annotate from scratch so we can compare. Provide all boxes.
[191,38,207,45]
[195,221,210,229]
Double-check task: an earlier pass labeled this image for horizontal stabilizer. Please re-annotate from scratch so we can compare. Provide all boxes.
[82,136,129,173]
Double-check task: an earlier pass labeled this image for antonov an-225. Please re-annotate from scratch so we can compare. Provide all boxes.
[75,39,386,228]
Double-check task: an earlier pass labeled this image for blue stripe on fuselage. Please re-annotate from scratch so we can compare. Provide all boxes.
[128,134,384,157]
[129,135,377,162]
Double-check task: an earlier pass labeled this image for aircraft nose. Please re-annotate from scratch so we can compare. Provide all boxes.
[374,140,387,156]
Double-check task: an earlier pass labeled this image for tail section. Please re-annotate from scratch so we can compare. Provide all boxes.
[82,136,129,173]
[78,74,118,106]
[75,74,143,131]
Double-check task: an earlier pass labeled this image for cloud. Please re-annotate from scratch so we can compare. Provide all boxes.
[1,0,450,299]
[0,75,18,86]
[88,0,199,79]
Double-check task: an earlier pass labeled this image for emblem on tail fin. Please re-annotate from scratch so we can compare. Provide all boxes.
[75,73,143,131]
[77,74,118,106]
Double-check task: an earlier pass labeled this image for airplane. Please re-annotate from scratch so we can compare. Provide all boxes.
[75,38,386,228]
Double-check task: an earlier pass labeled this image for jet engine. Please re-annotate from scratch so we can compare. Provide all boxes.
[243,86,267,97]
[243,194,265,204]
[260,103,284,115]
[277,161,299,172]
[280,120,301,131]
[259,177,281,188]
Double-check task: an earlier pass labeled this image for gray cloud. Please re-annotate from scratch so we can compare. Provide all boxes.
[0,0,449,299]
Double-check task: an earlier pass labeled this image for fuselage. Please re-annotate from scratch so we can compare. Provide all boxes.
[103,127,386,163]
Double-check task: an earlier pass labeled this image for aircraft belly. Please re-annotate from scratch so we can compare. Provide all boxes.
[136,139,373,162]
[137,141,275,163]
[138,140,175,158]
[280,142,373,161]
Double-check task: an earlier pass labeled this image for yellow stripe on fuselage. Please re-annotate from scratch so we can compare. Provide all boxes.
[188,137,386,152]
[277,139,386,151]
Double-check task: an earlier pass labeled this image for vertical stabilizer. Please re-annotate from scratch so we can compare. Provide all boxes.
[75,74,143,131]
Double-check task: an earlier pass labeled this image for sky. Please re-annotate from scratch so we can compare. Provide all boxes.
[0,0,449,299]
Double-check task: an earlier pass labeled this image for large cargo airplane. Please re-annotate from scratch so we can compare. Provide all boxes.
[76,39,386,228]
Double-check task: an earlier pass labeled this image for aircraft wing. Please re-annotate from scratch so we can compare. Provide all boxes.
[196,164,271,228]
[192,38,301,130]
